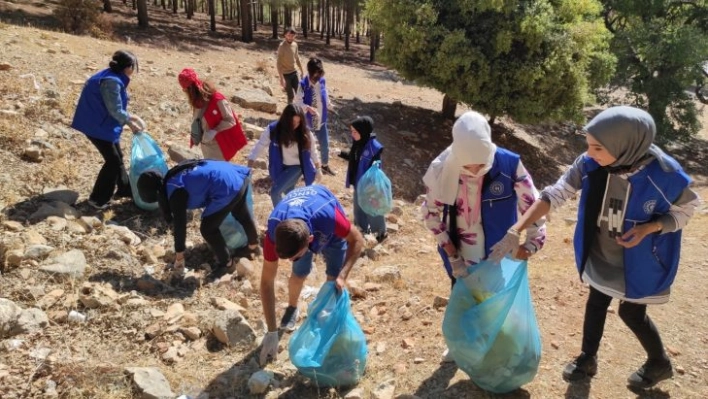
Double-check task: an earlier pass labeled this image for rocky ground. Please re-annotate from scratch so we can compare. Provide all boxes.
[1,3,708,399]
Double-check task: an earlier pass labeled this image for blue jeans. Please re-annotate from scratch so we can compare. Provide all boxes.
[353,188,386,235]
[270,165,302,206]
[315,124,329,165]
[292,238,347,278]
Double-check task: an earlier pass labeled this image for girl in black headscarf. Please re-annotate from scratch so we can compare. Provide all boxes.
[345,116,387,242]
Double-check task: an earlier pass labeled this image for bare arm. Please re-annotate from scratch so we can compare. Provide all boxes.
[336,227,364,286]
[260,259,279,332]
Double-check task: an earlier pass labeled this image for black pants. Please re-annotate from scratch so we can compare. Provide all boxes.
[88,136,131,205]
[581,286,668,362]
[284,71,299,104]
[200,186,258,267]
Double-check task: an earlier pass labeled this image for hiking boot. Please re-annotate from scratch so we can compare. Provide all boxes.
[627,359,673,390]
[321,165,337,176]
[441,347,455,363]
[280,305,300,332]
[376,232,389,244]
[87,199,110,210]
[562,353,598,381]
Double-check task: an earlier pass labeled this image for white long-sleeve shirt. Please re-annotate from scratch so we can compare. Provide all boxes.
[248,124,320,166]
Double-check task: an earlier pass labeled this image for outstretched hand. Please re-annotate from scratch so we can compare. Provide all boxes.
[488,228,521,264]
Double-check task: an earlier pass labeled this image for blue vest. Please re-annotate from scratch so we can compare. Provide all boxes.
[574,155,690,299]
[346,137,384,188]
[437,148,520,275]
[165,160,250,218]
[267,121,317,185]
[267,185,346,254]
[71,69,129,143]
[299,76,328,129]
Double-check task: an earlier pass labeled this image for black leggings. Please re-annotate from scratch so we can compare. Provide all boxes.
[581,286,668,362]
[200,191,258,267]
[88,136,131,204]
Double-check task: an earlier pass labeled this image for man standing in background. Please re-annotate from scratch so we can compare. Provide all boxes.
[277,27,304,104]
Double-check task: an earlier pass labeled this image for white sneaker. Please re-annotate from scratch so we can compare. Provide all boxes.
[442,348,455,363]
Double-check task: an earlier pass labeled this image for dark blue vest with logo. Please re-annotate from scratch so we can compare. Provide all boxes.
[71,69,129,143]
[267,185,346,254]
[267,121,317,185]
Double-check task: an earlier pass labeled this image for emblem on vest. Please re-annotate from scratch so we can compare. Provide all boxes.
[489,181,505,196]
[212,110,217,115]
[363,150,369,157]
[643,200,656,215]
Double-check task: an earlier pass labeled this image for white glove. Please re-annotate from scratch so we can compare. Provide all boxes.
[488,228,521,264]
[450,255,469,278]
[314,169,323,183]
[203,129,218,143]
[259,331,279,366]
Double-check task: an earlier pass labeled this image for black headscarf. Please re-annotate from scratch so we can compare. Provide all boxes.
[348,116,374,184]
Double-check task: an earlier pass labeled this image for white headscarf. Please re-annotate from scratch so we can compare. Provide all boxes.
[422,111,497,204]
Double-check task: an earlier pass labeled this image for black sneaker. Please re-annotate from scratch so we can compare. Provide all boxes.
[627,359,673,390]
[562,353,598,381]
[376,232,388,244]
[280,305,300,332]
[321,165,337,176]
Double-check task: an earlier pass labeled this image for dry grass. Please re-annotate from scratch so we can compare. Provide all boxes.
[255,58,270,73]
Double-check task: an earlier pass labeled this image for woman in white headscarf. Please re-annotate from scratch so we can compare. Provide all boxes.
[422,111,546,283]
[489,106,700,390]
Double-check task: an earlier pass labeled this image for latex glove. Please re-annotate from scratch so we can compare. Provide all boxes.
[168,258,186,282]
[314,169,323,183]
[259,331,279,366]
[488,228,521,263]
[450,255,469,278]
[203,129,217,143]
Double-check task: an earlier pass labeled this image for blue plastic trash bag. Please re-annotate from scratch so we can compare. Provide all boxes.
[289,282,368,387]
[443,258,542,394]
[219,183,255,250]
[129,131,168,211]
[355,160,392,216]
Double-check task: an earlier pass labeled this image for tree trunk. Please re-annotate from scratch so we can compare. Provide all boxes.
[103,0,112,12]
[172,0,177,13]
[369,27,376,62]
[270,6,278,39]
[137,0,149,27]
[240,0,253,42]
[209,0,216,31]
[442,94,457,120]
[344,0,352,50]
[325,0,330,44]
[132,0,136,10]
[301,0,308,38]
[252,1,257,31]
[161,0,166,9]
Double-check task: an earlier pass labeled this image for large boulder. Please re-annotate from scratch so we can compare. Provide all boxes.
[231,89,277,113]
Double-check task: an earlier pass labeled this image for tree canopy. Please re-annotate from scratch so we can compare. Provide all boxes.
[600,0,708,142]
[366,0,616,124]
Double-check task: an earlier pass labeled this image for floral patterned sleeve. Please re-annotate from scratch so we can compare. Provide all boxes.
[514,161,547,254]
[421,186,451,246]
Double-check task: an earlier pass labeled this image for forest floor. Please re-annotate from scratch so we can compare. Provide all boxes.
[1,1,707,399]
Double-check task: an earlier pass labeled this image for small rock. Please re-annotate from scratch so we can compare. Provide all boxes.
[248,370,273,394]
[386,224,400,233]
[106,225,141,246]
[36,289,64,310]
[46,216,67,231]
[372,379,396,399]
[0,63,12,71]
[5,249,24,268]
[413,357,425,364]
[164,303,185,324]
[23,147,43,162]
[39,249,87,280]
[212,309,257,347]
[432,296,449,309]
[180,327,201,340]
[551,341,560,349]
[344,388,365,399]
[376,342,387,355]
[392,363,407,375]
[401,309,413,321]
[211,297,247,313]
[79,282,119,308]
[67,221,89,234]
[42,188,79,205]
[401,338,415,349]
[675,365,685,375]
[24,244,54,260]
[2,221,23,231]
[368,266,402,283]
[235,258,254,278]
[390,206,404,217]
[240,279,253,294]
[124,367,175,399]
[665,345,680,356]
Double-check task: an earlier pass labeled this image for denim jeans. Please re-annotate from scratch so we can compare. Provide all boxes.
[315,124,329,165]
[270,164,302,206]
[284,72,299,104]
[292,237,347,278]
[353,188,386,235]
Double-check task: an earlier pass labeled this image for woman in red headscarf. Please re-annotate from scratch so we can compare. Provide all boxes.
[178,68,247,161]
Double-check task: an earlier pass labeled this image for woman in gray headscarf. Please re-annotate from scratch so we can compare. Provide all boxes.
[489,106,700,390]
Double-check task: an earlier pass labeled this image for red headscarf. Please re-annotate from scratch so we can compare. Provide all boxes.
[178,68,203,90]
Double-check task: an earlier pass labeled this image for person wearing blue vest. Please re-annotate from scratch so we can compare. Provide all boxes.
[247,104,321,206]
[71,50,145,210]
[422,111,547,362]
[136,160,260,281]
[258,185,365,365]
[294,58,336,176]
[489,106,700,390]
[345,116,387,242]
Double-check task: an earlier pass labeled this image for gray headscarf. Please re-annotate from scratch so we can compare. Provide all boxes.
[584,106,675,172]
